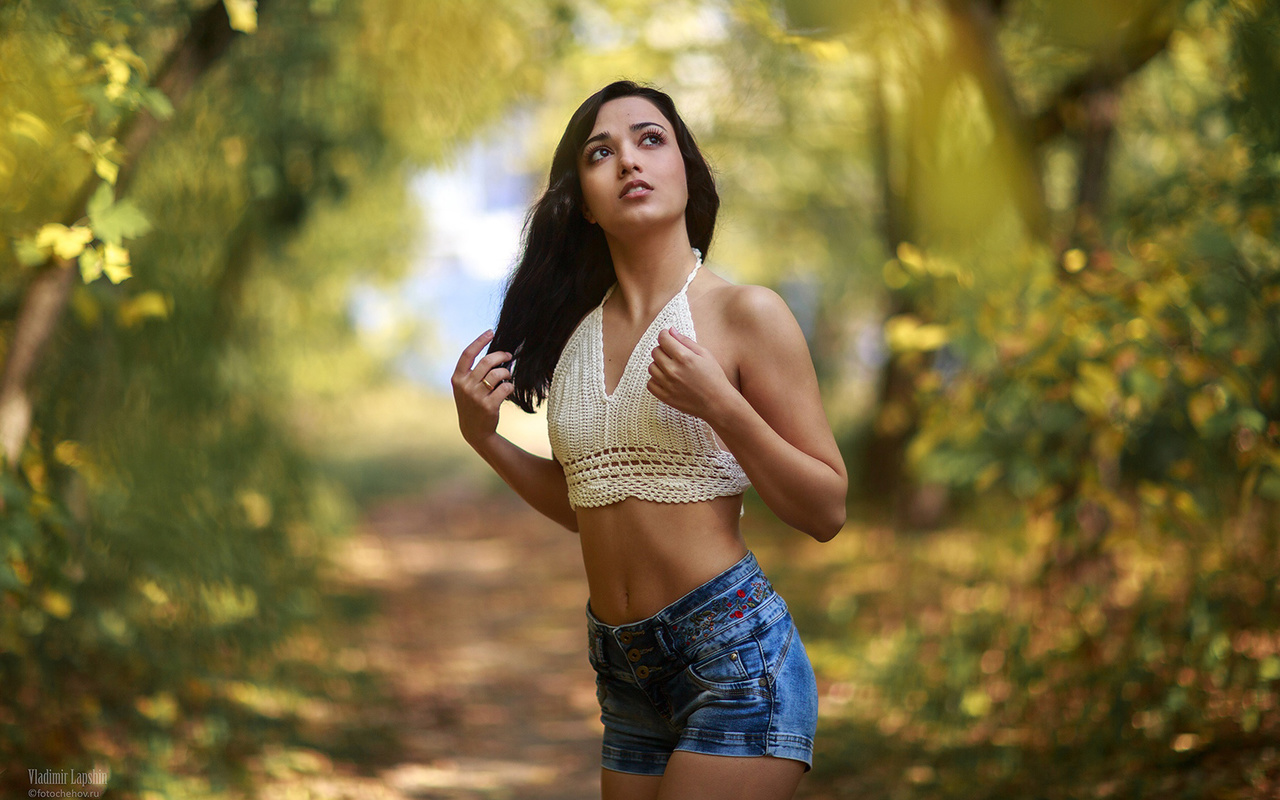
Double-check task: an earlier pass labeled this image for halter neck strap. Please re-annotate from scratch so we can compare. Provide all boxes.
[601,248,702,305]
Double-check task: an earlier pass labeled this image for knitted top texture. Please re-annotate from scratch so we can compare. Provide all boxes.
[547,256,752,509]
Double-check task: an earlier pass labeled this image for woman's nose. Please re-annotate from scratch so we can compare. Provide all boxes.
[618,148,641,174]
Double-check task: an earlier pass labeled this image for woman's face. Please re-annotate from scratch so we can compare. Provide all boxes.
[577,96,689,240]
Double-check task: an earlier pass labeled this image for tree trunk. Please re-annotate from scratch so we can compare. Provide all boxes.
[860,51,952,528]
[1065,84,1119,263]
[0,261,76,466]
[944,0,1049,239]
[860,0,1176,528]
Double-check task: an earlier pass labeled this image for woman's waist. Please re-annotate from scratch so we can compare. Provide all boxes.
[585,550,788,678]
[579,497,747,624]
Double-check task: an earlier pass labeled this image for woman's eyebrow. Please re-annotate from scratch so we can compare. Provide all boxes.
[583,122,668,152]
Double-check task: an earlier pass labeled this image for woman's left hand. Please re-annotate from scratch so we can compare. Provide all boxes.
[647,327,736,422]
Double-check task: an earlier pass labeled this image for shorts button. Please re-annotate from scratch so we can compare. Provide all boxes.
[635,665,650,679]
[619,632,633,645]
[627,648,642,663]
[730,652,738,661]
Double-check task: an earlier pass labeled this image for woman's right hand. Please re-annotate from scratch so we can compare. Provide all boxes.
[451,330,514,448]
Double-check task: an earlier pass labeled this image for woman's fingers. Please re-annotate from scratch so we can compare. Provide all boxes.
[471,349,511,379]
[454,330,494,378]
[477,367,512,392]
[452,333,513,445]
[452,332,511,395]
[489,380,516,403]
[657,326,702,355]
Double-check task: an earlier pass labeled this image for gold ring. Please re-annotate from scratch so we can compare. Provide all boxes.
[481,378,493,390]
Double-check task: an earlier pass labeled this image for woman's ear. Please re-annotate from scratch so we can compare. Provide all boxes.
[582,206,596,225]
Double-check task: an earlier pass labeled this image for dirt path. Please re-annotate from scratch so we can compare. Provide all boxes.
[256,480,604,799]
[346,482,603,799]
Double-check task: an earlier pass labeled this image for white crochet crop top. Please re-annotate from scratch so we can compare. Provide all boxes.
[546,252,752,509]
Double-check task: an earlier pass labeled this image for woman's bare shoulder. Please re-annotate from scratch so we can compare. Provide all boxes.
[696,275,796,332]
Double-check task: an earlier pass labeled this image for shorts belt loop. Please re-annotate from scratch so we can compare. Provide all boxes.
[654,623,678,663]
[591,625,605,664]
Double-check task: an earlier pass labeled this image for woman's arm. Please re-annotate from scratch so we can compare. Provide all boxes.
[647,288,848,541]
[452,331,579,532]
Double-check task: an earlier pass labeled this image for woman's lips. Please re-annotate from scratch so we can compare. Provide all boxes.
[619,180,653,198]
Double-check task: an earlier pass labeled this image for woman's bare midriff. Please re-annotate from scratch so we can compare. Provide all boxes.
[576,494,748,626]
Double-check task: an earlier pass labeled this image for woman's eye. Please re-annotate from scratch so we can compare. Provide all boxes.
[641,132,664,146]
[587,146,610,163]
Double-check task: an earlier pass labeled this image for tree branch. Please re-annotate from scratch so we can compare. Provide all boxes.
[1031,3,1176,147]
[0,0,244,469]
[944,0,1050,238]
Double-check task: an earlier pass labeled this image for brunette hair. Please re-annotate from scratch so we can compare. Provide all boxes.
[490,80,719,413]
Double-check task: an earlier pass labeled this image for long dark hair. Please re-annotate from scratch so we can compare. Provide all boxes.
[491,80,719,413]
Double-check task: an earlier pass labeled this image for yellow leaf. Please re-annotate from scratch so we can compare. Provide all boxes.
[237,490,273,528]
[896,242,925,271]
[1260,656,1280,681]
[112,43,148,75]
[885,315,949,352]
[41,590,73,619]
[138,579,170,605]
[1063,248,1087,273]
[79,246,104,283]
[36,223,94,260]
[104,57,131,87]
[1173,491,1200,518]
[53,441,86,467]
[805,39,849,62]
[101,243,132,283]
[135,692,178,725]
[961,688,992,717]
[1188,392,1216,430]
[224,0,259,33]
[94,156,119,184]
[882,259,910,289]
[9,111,51,146]
[1071,361,1118,418]
[117,291,172,328]
[9,559,32,586]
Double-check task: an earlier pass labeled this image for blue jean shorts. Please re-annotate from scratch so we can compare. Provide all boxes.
[586,552,819,776]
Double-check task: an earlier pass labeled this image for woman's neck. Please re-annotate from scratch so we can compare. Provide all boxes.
[604,229,700,322]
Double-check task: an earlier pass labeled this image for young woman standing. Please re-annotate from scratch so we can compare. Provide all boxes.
[452,81,847,800]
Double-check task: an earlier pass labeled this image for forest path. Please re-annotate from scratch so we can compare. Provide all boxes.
[255,479,604,799]
[338,481,602,799]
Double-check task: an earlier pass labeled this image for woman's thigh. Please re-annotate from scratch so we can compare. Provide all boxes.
[656,753,805,800]
[603,754,805,800]
[602,768,662,800]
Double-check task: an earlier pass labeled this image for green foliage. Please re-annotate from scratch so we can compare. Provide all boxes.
[816,1,1280,795]
[1,0,567,795]
[4,0,1276,795]
[898,0,1279,537]
[765,506,1279,800]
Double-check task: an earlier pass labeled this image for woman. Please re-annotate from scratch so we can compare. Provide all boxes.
[451,80,847,800]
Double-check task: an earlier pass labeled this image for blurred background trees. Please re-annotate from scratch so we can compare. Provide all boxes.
[1,0,568,794]
[2,0,1276,797]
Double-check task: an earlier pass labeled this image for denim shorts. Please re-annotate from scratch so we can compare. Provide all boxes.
[586,552,819,776]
